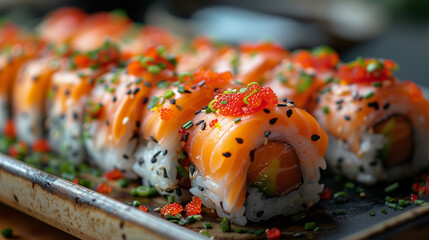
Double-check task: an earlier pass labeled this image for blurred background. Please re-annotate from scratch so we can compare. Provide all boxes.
[1,0,428,86]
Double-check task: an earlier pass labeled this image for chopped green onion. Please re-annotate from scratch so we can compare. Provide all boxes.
[369,211,375,216]
[105,86,115,93]
[133,200,141,207]
[118,178,129,188]
[254,229,265,236]
[199,230,210,237]
[178,73,193,82]
[165,215,180,221]
[135,185,158,197]
[333,191,348,203]
[356,187,364,193]
[366,62,381,73]
[381,209,387,214]
[220,100,228,104]
[130,188,138,196]
[1,228,13,238]
[140,57,154,67]
[156,80,170,89]
[344,182,355,190]
[384,182,399,193]
[202,223,212,229]
[182,120,194,130]
[304,222,316,231]
[246,82,259,88]
[178,150,186,160]
[148,65,161,74]
[148,96,159,110]
[415,200,426,206]
[135,77,142,84]
[364,91,374,99]
[177,85,185,93]
[321,87,331,95]
[163,89,175,99]
[207,99,217,113]
[277,73,287,84]
[385,196,395,203]
[78,179,93,188]
[220,217,231,232]
[167,195,175,203]
[234,118,241,123]
[239,88,247,93]
[234,228,245,233]
[176,165,189,178]
[314,227,320,232]
[243,89,258,104]
[356,57,365,66]
[322,106,329,114]
[297,72,313,93]
[386,203,397,209]
[372,82,382,87]
[398,199,407,207]
[291,212,307,223]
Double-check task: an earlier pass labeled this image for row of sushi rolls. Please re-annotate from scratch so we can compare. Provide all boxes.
[0,7,428,226]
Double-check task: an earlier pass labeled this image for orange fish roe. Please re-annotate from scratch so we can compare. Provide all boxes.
[337,58,398,84]
[72,178,79,184]
[186,196,202,216]
[159,107,174,121]
[240,42,287,55]
[209,119,218,128]
[8,141,28,158]
[139,205,149,212]
[104,169,124,180]
[71,41,120,69]
[211,84,278,117]
[3,119,16,139]
[292,46,339,72]
[266,227,281,240]
[178,127,187,135]
[32,139,50,153]
[180,68,233,89]
[160,202,183,216]
[96,183,112,194]
[127,46,177,76]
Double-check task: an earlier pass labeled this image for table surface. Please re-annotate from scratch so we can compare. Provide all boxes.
[0,203,78,240]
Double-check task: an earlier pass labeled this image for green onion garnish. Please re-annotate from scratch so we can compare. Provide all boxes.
[333,191,349,203]
[135,185,158,197]
[243,89,258,104]
[373,82,382,87]
[344,182,355,190]
[369,211,375,216]
[163,89,175,99]
[234,228,245,233]
[254,229,265,236]
[148,65,161,74]
[220,217,231,232]
[297,72,313,93]
[203,223,212,229]
[133,200,141,207]
[176,165,189,178]
[384,182,399,193]
[199,230,210,237]
[277,73,287,84]
[364,91,374,99]
[234,118,241,123]
[177,85,185,93]
[118,178,129,188]
[385,196,395,203]
[168,195,175,203]
[322,106,329,114]
[291,212,307,223]
[140,57,154,67]
[239,88,247,93]
[381,209,387,214]
[304,222,316,231]
[178,73,193,82]
[415,200,426,205]
[1,228,13,238]
[135,77,142,84]
[220,100,228,104]
[246,82,259,88]
[182,120,194,130]
[148,96,159,110]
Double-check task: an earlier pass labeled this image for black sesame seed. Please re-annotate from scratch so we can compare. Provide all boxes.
[195,109,201,115]
[359,165,365,172]
[189,164,195,175]
[287,100,295,105]
[202,106,208,109]
[149,135,158,143]
[264,131,271,137]
[184,90,192,94]
[169,98,176,105]
[336,105,342,111]
[201,122,206,130]
[220,201,224,209]
[250,150,255,162]
[183,132,189,142]
[383,103,390,110]
[286,109,293,118]
[198,186,204,191]
[191,86,196,89]
[105,120,109,126]
[282,98,288,103]
[65,89,70,96]
[72,112,78,120]
[163,150,168,155]
[176,188,182,196]
[335,99,344,105]
[358,96,363,101]
[263,109,270,114]
[370,160,377,166]
[356,107,362,113]
[352,91,359,100]
[133,88,140,95]
[196,120,204,126]
[136,121,140,127]
[311,134,320,141]
[163,168,168,178]
[222,152,231,157]
[126,89,132,95]
[151,157,157,163]
[269,118,278,125]
[277,103,287,107]
[235,138,243,144]
[138,158,144,166]
[153,151,161,158]
[123,154,129,159]
[144,81,151,87]
[165,188,173,193]
[257,211,264,217]
[368,101,379,110]
[32,75,39,82]
[143,97,148,105]
[344,115,351,121]
[338,157,343,163]
[113,96,117,102]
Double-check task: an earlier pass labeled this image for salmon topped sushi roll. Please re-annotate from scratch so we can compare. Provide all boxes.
[314,58,429,184]
[184,83,328,225]
[264,46,339,111]
[133,69,234,201]
[84,47,177,178]
[235,42,288,86]
[46,41,121,163]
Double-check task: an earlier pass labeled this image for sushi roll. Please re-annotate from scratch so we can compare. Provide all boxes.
[176,37,220,73]
[264,46,339,111]
[313,58,429,184]
[235,42,288,85]
[84,47,177,178]
[184,83,328,225]
[46,41,120,163]
[13,10,129,144]
[133,69,234,201]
